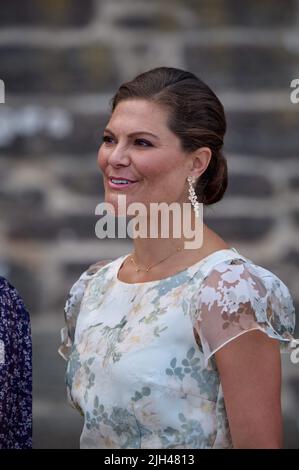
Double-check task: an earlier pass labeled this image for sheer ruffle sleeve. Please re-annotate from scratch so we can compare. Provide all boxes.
[58,259,113,361]
[191,258,298,368]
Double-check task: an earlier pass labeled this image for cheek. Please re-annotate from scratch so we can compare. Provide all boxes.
[138,158,171,179]
[97,148,106,170]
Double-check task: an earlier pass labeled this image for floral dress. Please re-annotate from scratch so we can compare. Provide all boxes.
[59,247,297,449]
[0,277,32,449]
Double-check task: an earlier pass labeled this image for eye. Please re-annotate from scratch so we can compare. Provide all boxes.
[102,135,113,144]
[101,136,152,147]
[135,139,152,147]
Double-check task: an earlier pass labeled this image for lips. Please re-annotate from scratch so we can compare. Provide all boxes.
[107,179,139,190]
[108,176,138,183]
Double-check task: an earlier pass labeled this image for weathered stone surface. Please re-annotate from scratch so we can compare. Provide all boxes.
[227,174,273,197]
[283,249,299,267]
[0,0,95,28]
[4,262,42,315]
[115,12,178,30]
[0,110,108,156]
[291,211,299,227]
[0,0,298,450]
[205,215,274,241]
[0,46,119,94]
[7,212,132,242]
[225,111,299,158]
[185,45,299,91]
[8,214,99,241]
[0,188,46,215]
[59,173,104,197]
[32,329,82,449]
[289,176,299,190]
[181,0,297,26]
[283,415,299,449]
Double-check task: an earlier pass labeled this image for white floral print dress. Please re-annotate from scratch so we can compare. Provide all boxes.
[59,247,297,449]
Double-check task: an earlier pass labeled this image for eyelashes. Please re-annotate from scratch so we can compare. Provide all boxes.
[101,136,152,147]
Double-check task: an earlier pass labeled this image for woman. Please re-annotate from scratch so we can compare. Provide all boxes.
[0,276,32,449]
[59,66,297,449]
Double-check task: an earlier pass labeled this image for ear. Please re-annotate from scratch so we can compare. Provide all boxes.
[189,147,212,179]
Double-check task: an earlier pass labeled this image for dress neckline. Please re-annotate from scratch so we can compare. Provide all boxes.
[115,246,240,286]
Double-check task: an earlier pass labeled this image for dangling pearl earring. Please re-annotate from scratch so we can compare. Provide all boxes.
[187,176,200,218]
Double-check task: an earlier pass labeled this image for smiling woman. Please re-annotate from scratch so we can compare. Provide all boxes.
[59,66,297,449]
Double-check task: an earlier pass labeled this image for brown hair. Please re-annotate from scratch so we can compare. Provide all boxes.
[109,66,227,206]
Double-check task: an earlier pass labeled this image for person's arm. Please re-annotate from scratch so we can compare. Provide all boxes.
[215,329,282,448]
[190,258,296,449]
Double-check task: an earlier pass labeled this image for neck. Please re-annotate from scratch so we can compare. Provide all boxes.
[131,215,207,267]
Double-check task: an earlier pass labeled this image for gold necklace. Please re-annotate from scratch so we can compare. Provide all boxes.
[130,245,183,273]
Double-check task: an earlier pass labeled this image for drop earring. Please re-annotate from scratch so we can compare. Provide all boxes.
[187,176,200,218]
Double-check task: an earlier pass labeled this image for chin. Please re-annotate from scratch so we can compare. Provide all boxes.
[103,195,127,216]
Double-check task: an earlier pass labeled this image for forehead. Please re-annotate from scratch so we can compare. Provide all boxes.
[108,99,170,131]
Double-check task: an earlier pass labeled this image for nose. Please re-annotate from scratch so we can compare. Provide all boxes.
[106,142,131,167]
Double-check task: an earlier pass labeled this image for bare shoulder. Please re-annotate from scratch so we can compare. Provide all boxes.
[86,259,113,275]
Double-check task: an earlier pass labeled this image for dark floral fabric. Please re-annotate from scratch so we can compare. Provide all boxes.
[0,276,32,449]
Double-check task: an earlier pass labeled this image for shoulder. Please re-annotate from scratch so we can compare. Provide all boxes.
[191,257,296,367]
[0,276,29,320]
[85,259,115,276]
[59,258,113,360]
[199,257,295,321]
[0,277,31,364]
[197,256,290,297]
[0,276,20,304]
[193,257,261,313]
[64,258,113,323]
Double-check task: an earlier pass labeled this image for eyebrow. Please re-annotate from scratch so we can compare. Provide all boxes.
[104,127,159,140]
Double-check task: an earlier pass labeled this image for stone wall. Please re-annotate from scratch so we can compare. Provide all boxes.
[0,0,298,448]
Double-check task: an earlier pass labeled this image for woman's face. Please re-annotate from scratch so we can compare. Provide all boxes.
[98,99,206,215]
